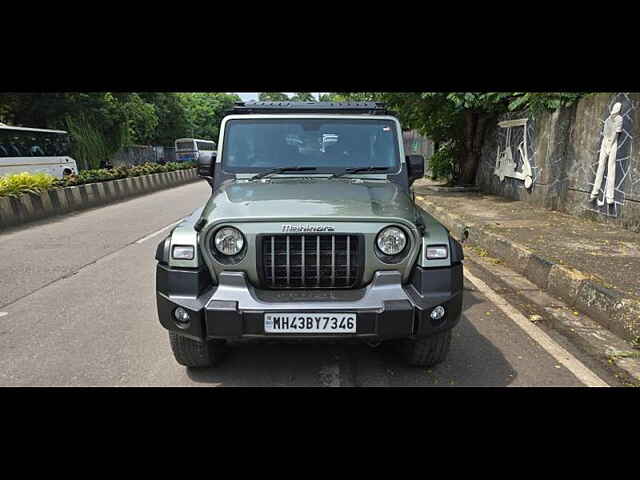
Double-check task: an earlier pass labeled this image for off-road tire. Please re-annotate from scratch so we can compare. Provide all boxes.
[169,331,223,368]
[400,330,452,367]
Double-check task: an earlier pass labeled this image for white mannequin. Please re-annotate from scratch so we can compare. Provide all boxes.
[591,102,623,205]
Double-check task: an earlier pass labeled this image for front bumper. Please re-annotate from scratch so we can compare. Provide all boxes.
[156,264,463,342]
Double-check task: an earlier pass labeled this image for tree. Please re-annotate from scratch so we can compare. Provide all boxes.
[179,93,241,141]
[258,92,290,101]
[139,93,190,145]
[290,92,315,102]
[319,93,348,102]
[332,92,586,185]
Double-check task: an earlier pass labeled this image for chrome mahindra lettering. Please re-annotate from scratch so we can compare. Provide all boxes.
[281,225,335,233]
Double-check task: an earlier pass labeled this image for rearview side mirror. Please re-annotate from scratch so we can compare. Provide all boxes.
[197,152,216,179]
[406,155,424,185]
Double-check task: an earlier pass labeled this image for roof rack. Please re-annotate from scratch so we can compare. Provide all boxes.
[226,101,391,115]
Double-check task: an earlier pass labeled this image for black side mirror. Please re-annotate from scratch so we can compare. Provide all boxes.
[406,155,424,185]
[197,152,216,178]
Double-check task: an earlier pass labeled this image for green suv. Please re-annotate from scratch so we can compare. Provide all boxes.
[155,101,464,368]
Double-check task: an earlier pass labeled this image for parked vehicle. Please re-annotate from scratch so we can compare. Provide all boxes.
[174,138,216,164]
[156,102,464,368]
[0,123,78,179]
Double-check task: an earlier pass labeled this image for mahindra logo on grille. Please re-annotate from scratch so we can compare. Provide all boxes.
[282,225,335,233]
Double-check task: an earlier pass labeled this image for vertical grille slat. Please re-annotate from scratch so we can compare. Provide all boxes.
[346,235,350,285]
[262,233,360,289]
[286,235,290,286]
[331,235,335,287]
[316,235,320,287]
[301,235,305,287]
[271,236,275,284]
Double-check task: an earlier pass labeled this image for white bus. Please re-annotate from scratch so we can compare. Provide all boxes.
[174,138,216,163]
[0,123,79,179]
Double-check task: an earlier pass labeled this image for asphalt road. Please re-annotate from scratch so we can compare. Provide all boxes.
[0,180,614,386]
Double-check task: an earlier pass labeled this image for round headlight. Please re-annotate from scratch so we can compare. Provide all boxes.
[214,227,244,256]
[376,226,407,255]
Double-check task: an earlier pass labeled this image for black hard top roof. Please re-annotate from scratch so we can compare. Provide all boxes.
[226,101,391,115]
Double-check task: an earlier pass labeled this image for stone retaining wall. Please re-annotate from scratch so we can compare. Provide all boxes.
[476,93,640,232]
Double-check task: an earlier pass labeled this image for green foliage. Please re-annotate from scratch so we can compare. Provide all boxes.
[333,91,587,185]
[65,114,123,170]
[290,92,316,102]
[179,93,241,141]
[139,93,190,145]
[0,172,57,197]
[56,162,197,187]
[506,92,586,113]
[0,162,196,197]
[258,92,290,101]
[428,143,457,180]
[319,93,347,102]
[334,92,380,102]
[0,92,240,171]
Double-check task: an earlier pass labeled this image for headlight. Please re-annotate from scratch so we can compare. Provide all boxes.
[214,227,244,256]
[376,226,407,255]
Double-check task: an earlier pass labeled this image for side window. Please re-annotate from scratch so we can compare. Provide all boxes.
[42,134,56,156]
[19,135,32,156]
[30,135,46,157]
[0,131,9,157]
[8,134,24,157]
[198,141,213,151]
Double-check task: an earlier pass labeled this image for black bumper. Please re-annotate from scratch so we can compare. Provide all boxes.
[156,263,463,342]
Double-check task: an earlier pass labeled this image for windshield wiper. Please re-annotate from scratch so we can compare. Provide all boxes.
[250,166,317,180]
[329,166,390,179]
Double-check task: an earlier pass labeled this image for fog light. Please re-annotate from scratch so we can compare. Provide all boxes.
[174,307,191,324]
[430,306,446,320]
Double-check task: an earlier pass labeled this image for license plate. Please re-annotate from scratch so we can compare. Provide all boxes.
[264,313,357,333]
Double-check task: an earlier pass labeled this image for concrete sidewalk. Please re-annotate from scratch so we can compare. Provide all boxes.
[413,179,640,347]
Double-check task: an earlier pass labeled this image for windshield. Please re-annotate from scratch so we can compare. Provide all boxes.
[222,118,400,174]
[176,140,196,151]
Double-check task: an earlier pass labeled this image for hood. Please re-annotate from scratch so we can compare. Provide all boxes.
[200,178,417,223]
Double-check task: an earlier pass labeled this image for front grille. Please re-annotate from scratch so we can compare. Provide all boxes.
[260,234,361,289]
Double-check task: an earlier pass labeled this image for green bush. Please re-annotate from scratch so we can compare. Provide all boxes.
[0,172,57,197]
[428,144,456,180]
[0,162,196,197]
[55,161,196,187]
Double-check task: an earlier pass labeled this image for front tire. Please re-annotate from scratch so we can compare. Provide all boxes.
[168,332,224,368]
[400,330,452,367]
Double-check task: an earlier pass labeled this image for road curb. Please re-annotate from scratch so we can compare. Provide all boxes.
[0,168,199,231]
[416,195,640,346]
[468,238,640,386]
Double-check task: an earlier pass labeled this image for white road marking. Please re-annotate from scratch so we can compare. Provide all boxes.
[319,364,341,387]
[463,268,609,387]
[0,312,7,318]
[135,220,184,244]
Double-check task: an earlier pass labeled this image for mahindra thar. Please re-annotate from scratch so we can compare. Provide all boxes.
[155,101,464,368]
